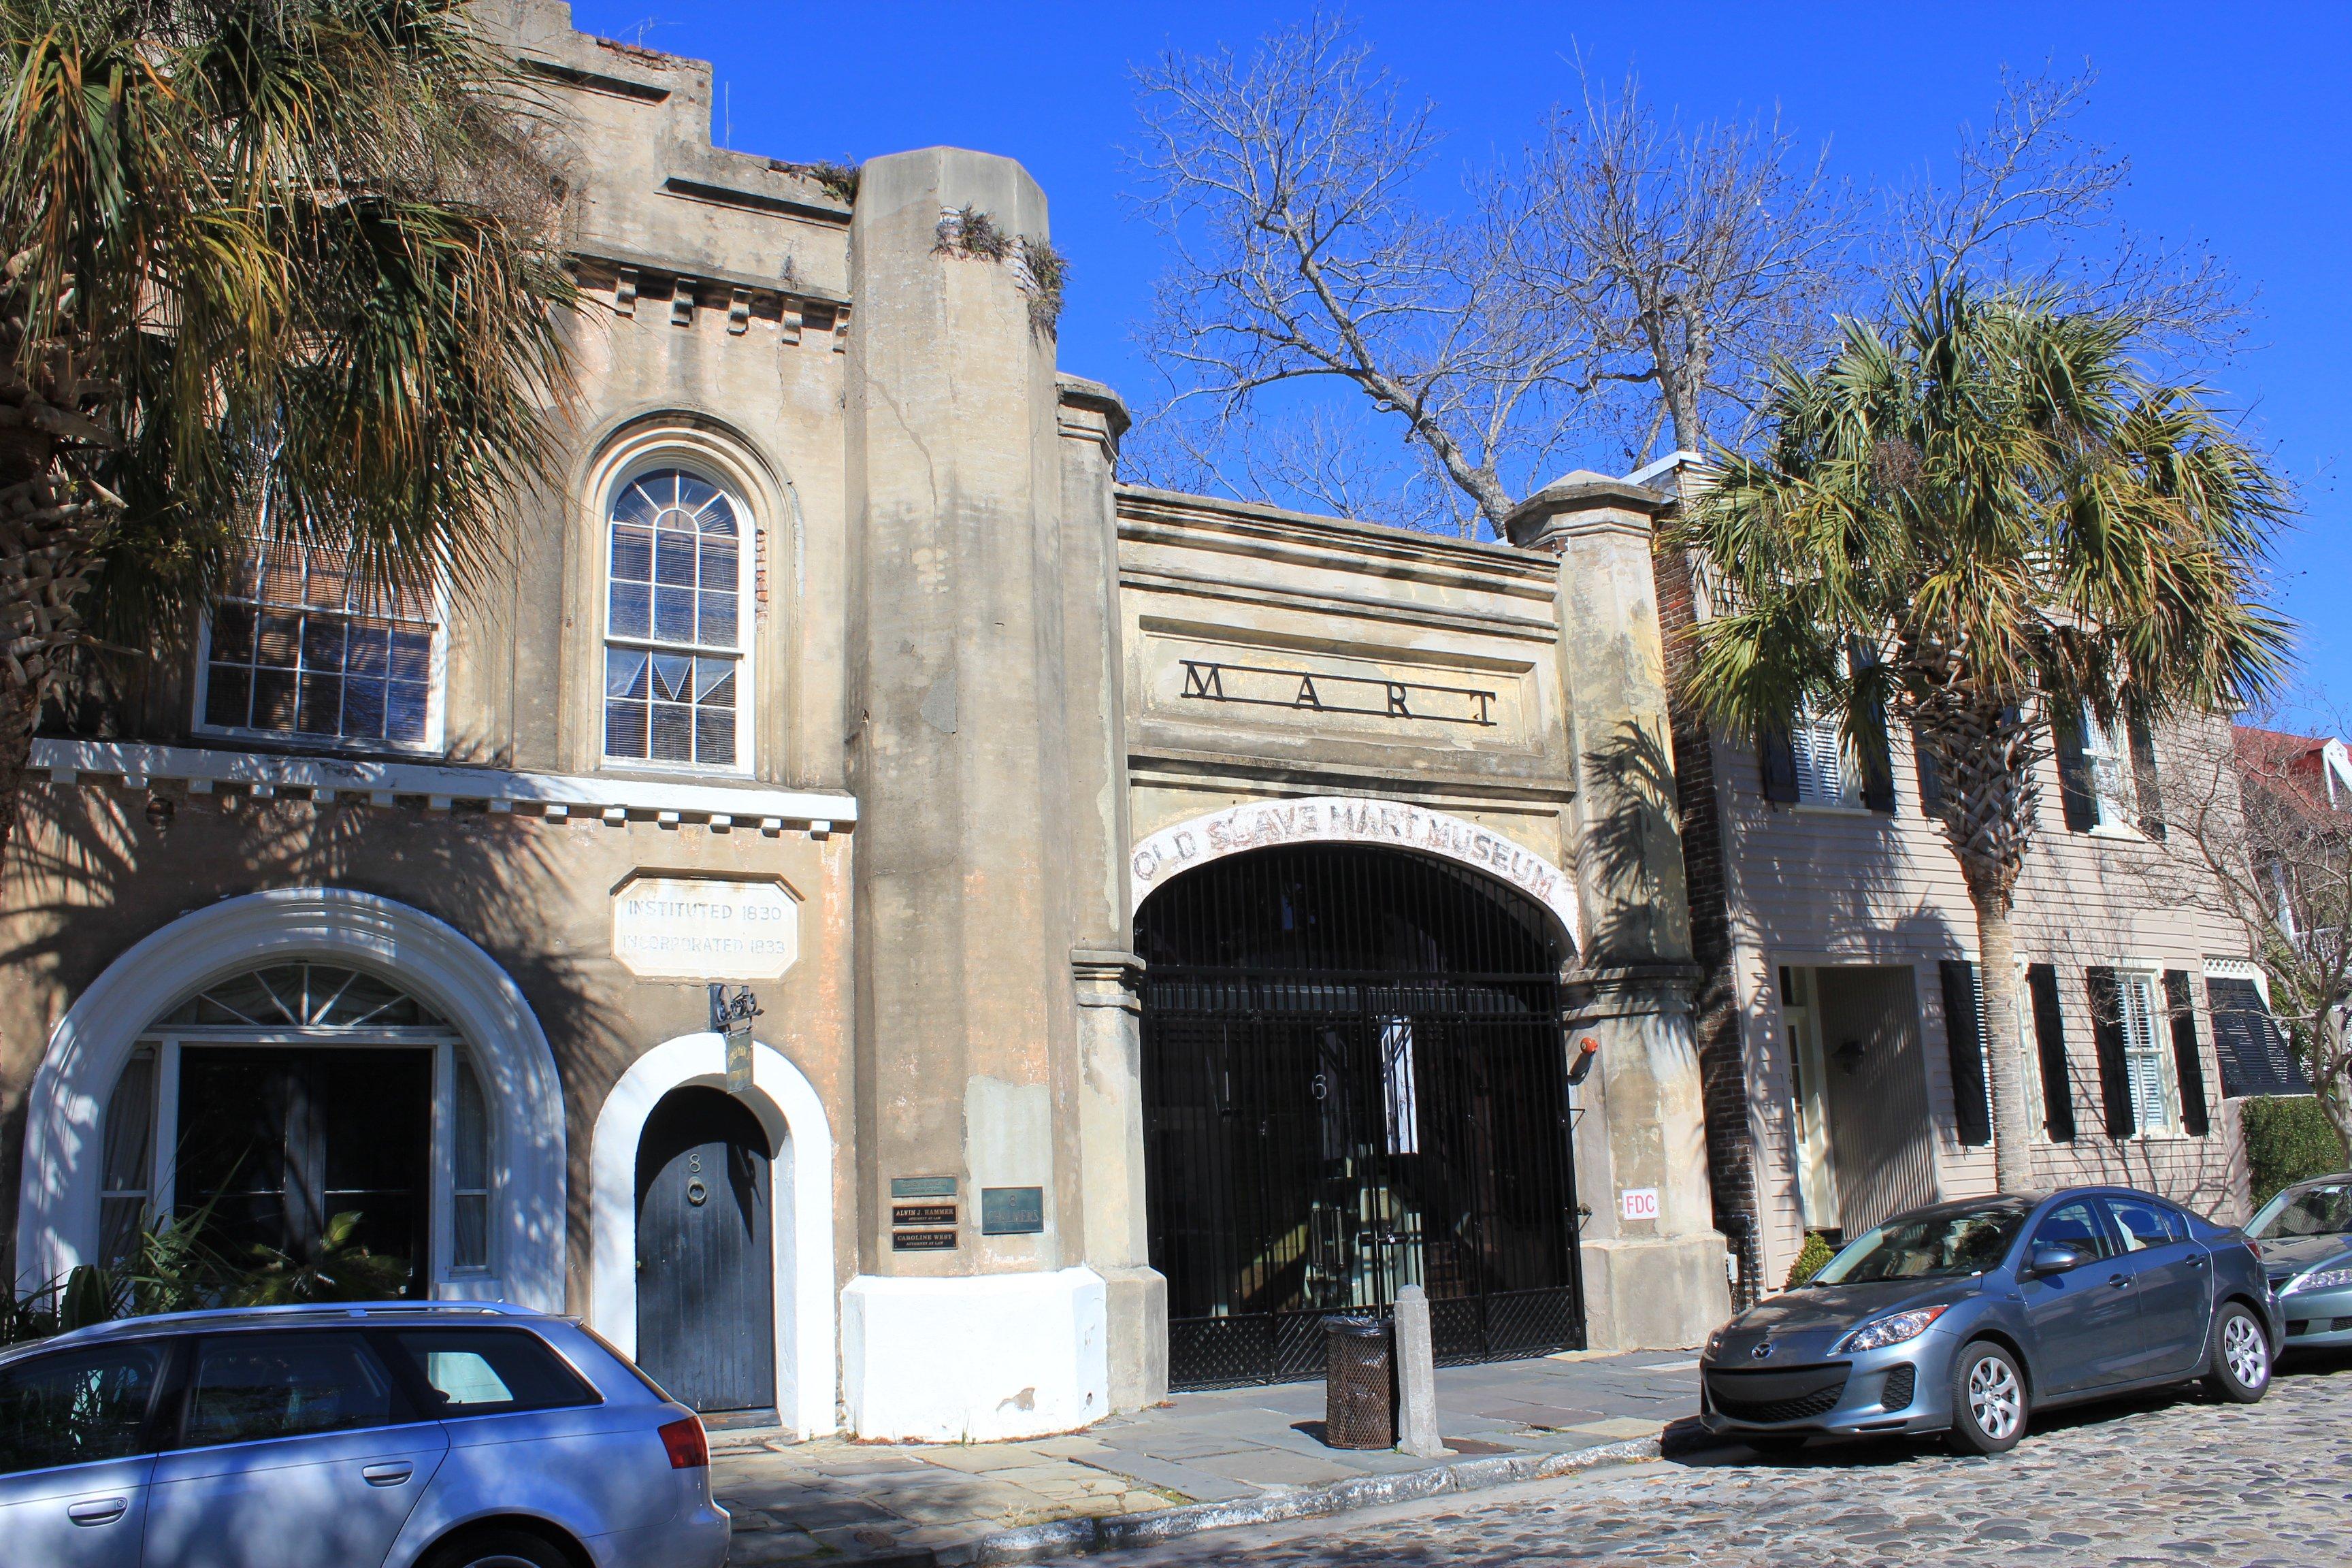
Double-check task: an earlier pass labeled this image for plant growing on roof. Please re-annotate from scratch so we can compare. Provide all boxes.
[1019,235,1068,337]
[934,203,1011,261]
[1672,284,2287,1194]
[0,0,578,858]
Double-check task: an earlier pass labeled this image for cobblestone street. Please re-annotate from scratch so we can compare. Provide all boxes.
[1102,1354,2352,1568]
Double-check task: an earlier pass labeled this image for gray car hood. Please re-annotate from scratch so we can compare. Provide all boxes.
[1711,1275,1981,1364]
[2256,1233,2352,1274]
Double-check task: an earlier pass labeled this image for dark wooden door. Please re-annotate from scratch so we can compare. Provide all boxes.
[635,1087,774,1416]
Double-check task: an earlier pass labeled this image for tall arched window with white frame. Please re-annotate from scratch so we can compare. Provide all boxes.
[603,468,749,769]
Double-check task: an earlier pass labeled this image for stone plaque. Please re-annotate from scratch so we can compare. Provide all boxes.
[612,877,798,981]
[981,1186,1045,1236]
[890,1175,957,1199]
[892,1204,957,1228]
[892,1229,958,1252]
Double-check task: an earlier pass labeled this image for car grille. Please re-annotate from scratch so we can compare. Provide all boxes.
[1705,1365,1850,1424]
[2288,1317,2352,1336]
[1881,1363,1916,1411]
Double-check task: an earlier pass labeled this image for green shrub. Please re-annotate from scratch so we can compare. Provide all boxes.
[2244,1095,2349,1208]
[1783,1230,1835,1289]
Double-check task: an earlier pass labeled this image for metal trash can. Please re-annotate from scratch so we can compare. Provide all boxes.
[1324,1315,1394,1449]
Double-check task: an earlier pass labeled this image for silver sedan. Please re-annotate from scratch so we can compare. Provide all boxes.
[2251,1172,2352,1347]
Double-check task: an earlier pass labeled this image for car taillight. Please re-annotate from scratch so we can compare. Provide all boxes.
[659,1415,708,1469]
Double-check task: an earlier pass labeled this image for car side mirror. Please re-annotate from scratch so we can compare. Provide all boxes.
[2030,1243,2087,1275]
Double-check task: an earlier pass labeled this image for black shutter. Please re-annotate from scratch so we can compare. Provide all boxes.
[1861,724,1896,813]
[2054,706,2097,832]
[2086,966,2135,1139]
[1939,960,1992,1146]
[2129,712,2167,841]
[2162,970,2210,1136]
[2027,963,2076,1142]
[2206,976,2310,1098]
[1912,721,1944,815]
[1759,723,1799,803]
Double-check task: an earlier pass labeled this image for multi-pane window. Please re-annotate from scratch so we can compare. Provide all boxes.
[2082,706,2136,830]
[453,1052,490,1273]
[604,469,743,768]
[2117,971,2176,1133]
[203,543,437,745]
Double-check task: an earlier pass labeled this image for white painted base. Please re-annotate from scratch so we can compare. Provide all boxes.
[841,1267,1109,1441]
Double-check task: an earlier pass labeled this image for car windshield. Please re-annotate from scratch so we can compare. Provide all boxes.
[1810,1205,2027,1285]
[2251,1180,2352,1239]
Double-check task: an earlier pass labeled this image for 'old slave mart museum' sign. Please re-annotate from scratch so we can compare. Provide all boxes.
[612,875,800,980]
[1128,796,1582,948]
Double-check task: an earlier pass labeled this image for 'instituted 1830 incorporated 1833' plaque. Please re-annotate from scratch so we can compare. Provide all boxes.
[612,876,798,980]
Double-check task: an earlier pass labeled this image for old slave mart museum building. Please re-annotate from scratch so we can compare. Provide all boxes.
[0,1,2289,1442]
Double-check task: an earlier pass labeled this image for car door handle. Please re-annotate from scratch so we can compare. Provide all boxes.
[361,1463,414,1487]
[2189,1256,2207,1268]
[2108,1273,2132,1288]
[67,1497,128,1526]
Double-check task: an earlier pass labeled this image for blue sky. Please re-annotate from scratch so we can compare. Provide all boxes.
[568,2,2351,708]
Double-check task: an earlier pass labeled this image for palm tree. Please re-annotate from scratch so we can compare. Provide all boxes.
[1672,286,2287,1192]
[0,0,574,851]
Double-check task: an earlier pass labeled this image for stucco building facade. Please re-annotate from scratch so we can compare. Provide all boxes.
[0,2,1734,1442]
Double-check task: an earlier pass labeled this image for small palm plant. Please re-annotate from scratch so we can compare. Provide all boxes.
[1673,286,2286,1191]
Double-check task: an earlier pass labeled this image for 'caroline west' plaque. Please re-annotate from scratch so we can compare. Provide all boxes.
[612,877,798,980]
[892,1229,958,1252]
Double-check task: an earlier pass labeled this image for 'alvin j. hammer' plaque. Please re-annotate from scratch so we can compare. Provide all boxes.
[612,876,799,980]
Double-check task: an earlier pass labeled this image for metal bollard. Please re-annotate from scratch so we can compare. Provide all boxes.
[1324,1315,1394,1449]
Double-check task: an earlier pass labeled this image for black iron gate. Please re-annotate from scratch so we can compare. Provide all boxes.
[1139,844,1584,1389]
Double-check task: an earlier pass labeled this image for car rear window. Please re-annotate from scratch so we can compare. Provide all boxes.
[386,1329,600,1416]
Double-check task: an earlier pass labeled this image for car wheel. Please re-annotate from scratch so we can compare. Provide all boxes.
[2202,1303,2272,1403]
[1744,1434,1808,1456]
[1946,1341,2027,1455]
[420,1527,574,1568]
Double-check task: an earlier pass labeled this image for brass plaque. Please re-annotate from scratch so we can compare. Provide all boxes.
[891,1175,957,1199]
[891,1229,958,1252]
[892,1204,957,1228]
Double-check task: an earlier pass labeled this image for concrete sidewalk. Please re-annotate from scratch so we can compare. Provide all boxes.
[715,1349,1702,1565]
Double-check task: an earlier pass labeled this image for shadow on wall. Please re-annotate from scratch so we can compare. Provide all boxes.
[1573,719,1687,968]
[0,777,630,1284]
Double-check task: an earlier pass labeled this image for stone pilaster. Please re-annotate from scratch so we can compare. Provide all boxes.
[1507,473,1732,1350]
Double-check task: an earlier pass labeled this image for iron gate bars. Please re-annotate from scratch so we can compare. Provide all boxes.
[1137,843,1585,1390]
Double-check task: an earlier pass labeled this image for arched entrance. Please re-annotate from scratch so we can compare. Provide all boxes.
[636,1087,777,1420]
[1139,843,1584,1388]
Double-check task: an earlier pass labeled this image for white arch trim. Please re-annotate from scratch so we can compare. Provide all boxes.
[16,888,566,1309]
[1129,795,1582,951]
[589,1033,836,1439]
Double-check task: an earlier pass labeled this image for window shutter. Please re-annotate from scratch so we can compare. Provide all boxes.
[2128,711,2166,840]
[1939,960,1992,1146]
[2054,707,2098,832]
[2086,966,2135,1138]
[2162,970,2210,1136]
[2205,975,2309,1098]
[1759,723,1799,803]
[1912,721,1944,816]
[1860,723,1897,813]
[2027,963,2076,1142]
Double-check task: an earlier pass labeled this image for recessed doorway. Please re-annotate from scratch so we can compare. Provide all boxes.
[635,1087,777,1422]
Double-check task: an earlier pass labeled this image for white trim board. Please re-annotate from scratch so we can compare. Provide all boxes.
[31,738,855,832]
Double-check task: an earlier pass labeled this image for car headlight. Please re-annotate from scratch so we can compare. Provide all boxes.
[1833,1305,1947,1354]
[2291,1267,2352,1292]
[1704,1326,1729,1360]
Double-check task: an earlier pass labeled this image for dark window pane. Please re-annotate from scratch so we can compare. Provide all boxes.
[259,544,304,606]
[345,618,390,675]
[389,1330,600,1417]
[653,587,695,642]
[296,674,343,735]
[256,612,301,668]
[676,474,719,512]
[608,583,650,640]
[605,648,649,700]
[388,631,431,683]
[385,682,429,743]
[698,495,738,536]
[301,617,346,672]
[610,525,653,583]
[653,529,698,587]
[186,1333,395,1446]
[695,708,735,766]
[605,700,648,757]
[251,669,297,731]
[612,483,658,528]
[696,660,736,708]
[0,1342,167,1475]
[342,679,387,740]
[2031,1201,2112,1260]
[649,703,693,761]
[697,592,737,648]
[210,604,255,663]
[651,654,693,703]
[206,666,252,729]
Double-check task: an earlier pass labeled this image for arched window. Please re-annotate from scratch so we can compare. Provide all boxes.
[604,468,748,768]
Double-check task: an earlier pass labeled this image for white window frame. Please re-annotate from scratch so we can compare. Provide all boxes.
[598,461,755,777]
[2114,967,2181,1137]
[2081,704,2141,836]
[1791,698,1866,809]
[192,557,450,755]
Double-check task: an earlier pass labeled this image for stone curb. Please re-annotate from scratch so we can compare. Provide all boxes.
[936,1433,1665,1566]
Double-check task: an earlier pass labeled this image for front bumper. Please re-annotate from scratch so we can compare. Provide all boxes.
[1698,1338,1954,1439]
[2277,1284,2352,1348]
